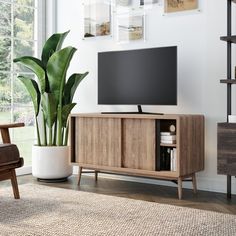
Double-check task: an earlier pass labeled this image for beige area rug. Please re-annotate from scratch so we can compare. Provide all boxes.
[0,184,236,236]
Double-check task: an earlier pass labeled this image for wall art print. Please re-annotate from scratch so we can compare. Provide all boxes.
[117,14,145,43]
[164,0,198,13]
[84,0,111,38]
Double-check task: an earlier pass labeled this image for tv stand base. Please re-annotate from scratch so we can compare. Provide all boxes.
[101,105,164,115]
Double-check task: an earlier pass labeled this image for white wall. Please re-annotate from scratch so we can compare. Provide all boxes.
[56,0,236,194]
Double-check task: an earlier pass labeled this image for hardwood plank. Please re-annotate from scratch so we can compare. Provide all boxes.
[4,174,236,215]
[122,119,156,171]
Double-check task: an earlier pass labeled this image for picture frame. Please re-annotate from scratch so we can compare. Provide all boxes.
[164,0,198,13]
[117,13,145,43]
[83,0,112,39]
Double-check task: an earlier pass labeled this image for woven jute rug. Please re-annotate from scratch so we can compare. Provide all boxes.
[0,184,236,236]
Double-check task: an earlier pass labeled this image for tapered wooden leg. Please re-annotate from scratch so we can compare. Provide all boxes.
[10,169,20,199]
[1,128,11,143]
[227,175,232,199]
[78,167,83,185]
[192,173,197,194]
[178,177,183,200]
[95,171,98,181]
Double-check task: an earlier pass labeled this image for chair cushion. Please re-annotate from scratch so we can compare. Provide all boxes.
[0,144,20,166]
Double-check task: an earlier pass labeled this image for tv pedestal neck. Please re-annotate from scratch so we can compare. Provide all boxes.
[101,105,163,115]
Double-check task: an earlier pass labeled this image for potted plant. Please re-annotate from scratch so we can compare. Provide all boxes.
[13,31,88,181]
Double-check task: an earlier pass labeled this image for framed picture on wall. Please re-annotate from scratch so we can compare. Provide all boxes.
[117,14,145,43]
[164,0,198,13]
[83,0,111,38]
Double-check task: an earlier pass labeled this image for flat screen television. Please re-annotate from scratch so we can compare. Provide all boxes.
[98,46,177,113]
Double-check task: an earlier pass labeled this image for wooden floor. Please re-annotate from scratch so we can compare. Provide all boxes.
[1,173,236,215]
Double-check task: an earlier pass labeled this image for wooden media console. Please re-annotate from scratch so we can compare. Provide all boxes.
[70,113,204,199]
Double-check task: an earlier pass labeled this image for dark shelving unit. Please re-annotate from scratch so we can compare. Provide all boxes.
[217,0,236,199]
[220,79,236,84]
[220,35,236,43]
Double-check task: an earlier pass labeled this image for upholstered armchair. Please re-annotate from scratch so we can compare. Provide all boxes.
[0,123,24,199]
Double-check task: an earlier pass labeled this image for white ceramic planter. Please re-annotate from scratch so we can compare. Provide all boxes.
[32,146,72,180]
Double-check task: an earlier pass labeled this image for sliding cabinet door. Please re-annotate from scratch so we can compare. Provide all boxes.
[76,117,122,167]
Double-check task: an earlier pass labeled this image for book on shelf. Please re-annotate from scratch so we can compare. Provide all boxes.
[160,147,171,171]
[157,147,177,171]
[161,140,176,144]
[160,132,176,136]
[161,135,176,141]
[170,148,177,171]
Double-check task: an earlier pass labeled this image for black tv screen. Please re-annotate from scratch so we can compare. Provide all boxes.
[98,46,177,105]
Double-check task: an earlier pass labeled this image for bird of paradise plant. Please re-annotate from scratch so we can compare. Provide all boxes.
[14,31,88,146]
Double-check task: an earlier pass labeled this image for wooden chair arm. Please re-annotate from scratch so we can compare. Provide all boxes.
[0,123,25,144]
[0,123,25,129]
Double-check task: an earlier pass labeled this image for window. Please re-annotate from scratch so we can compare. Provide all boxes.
[0,0,45,167]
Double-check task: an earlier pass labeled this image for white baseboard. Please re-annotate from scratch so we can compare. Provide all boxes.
[73,166,236,195]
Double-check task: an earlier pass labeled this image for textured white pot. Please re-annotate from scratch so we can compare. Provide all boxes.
[32,146,72,180]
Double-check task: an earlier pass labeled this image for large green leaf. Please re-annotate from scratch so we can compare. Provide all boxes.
[63,72,89,105]
[13,56,46,93]
[41,31,70,67]
[47,46,76,146]
[61,103,76,128]
[18,75,41,116]
[47,46,77,105]
[41,93,57,128]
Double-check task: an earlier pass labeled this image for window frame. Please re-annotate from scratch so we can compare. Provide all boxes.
[0,0,53,175]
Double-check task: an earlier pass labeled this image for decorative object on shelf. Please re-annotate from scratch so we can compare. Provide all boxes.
[117,13,145,43]
[13,31,89,181]
[164,0,198,13]
[217,0,236,199]
[84,0,111,38]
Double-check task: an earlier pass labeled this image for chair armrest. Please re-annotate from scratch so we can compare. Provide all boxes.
[0,123,25,144]
[0,123,25,129]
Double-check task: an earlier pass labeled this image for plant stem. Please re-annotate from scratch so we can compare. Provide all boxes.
[35,117,41,146]
[49,127,52,146]
[62,127,65,145]
[53,121,57,145]
[42,112,47,146]
[64,123,69,146]
[57,106,62,146]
